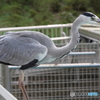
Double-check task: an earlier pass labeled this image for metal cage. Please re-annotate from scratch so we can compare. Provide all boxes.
[9,43,100,100]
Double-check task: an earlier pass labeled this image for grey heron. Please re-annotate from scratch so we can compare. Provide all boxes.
[0,12,100,100]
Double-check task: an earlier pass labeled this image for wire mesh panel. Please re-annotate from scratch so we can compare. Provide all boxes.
[0,24,99,100]
[10,66,100,100]
[0,64,3,85]
[53,43,100,64]
[8,42,100,100]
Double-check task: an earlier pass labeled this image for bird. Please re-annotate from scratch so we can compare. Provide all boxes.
[0,12,100,100]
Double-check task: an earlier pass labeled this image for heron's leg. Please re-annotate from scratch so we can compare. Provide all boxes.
[18,70,30,100]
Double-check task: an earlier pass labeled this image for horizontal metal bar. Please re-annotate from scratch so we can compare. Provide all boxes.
[51,36,71,41]
[69,52,96,55]
[0,24,72,32]
[9,63,100,69]
[0,23,99,43]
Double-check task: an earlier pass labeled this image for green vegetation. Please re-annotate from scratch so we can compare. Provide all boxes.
[0,0,100,27]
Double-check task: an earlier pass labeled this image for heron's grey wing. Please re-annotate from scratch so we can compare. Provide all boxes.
[0,35,47,66]
[4,31,56,49]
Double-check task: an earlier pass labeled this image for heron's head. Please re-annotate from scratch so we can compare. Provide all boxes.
[79,12,100,24]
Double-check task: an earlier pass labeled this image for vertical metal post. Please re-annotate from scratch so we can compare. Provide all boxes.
[3,65,11,92]
[60,27,63,37]
[0,64,3,85]
[97,47,100,63]
[99,67,100,99]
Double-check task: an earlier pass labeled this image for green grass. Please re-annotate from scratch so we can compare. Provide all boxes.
[0,0,100,29]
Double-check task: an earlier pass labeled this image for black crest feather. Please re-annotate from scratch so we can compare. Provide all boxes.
[82,12,95,17]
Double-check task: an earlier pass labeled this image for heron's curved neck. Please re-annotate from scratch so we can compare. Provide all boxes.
[56,17,83,58]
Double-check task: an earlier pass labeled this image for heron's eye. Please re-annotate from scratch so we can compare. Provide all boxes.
[91,16,95,21]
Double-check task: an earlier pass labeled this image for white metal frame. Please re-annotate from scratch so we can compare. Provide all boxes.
[9,63,100,69]
[0,84,18,100]
[0,24,72,31]
[0,23,99,100]
[0,23,99,42]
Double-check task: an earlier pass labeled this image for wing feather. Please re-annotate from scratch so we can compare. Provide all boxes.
[0,35,47,65]
[5,31,56,48]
